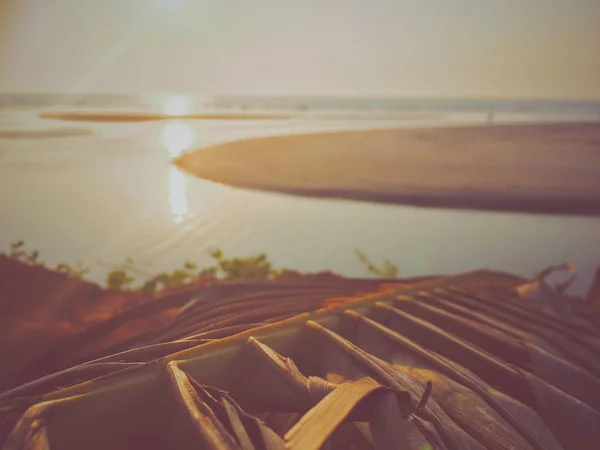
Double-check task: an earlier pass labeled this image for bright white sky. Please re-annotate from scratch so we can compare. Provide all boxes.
[1,0,599,98]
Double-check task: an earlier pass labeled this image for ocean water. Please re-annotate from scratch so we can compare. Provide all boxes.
[1,93,599,294]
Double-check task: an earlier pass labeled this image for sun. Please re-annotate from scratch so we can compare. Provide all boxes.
[163,95,190,116]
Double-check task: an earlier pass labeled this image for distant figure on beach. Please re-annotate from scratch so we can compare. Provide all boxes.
[487,111,494,125]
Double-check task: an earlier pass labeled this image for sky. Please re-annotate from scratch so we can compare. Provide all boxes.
[1,0,599,98]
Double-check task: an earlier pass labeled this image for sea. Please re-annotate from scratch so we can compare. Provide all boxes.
[1,93,600,294]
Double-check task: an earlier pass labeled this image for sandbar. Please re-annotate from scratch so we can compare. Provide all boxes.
[175,122,600,215]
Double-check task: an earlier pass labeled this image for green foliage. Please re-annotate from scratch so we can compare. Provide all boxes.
[9,240,39,265]
[210,249,278,281]
[8,240,89,279]
[355,249,398,279]
[140,268,192,293]
[55,261,90,279]
[106,269,135,290]
[3,241,398,295]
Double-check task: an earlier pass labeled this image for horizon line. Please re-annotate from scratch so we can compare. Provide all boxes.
[1,91,600,103]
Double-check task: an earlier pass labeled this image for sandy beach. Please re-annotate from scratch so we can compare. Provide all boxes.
[176,122,600,215]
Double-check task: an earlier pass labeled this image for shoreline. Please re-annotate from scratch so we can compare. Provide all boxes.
[39,111,291,122]
[176,121,600,216]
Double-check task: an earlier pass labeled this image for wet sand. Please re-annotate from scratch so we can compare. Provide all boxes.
[176,122,600,216]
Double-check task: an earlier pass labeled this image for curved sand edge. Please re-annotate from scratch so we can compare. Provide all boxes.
[175,122,600,216]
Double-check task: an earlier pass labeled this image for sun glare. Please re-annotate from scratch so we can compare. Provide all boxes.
[168,167,189,224]
[163,95,190,116]
[162,121,192,223]
[162,123,193,158]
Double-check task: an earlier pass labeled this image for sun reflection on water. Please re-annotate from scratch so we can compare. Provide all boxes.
[162,122,193,158]
[168,166,188,223]
[163,123,192,222]
[162,95,193,223]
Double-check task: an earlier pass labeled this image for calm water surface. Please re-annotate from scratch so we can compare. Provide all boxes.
[1,94,599,294]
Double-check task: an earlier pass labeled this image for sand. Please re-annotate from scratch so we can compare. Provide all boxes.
[176,122,600,216]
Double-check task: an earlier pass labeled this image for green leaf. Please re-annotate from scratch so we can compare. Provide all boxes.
[11,240,24,249]
[107,269,134,290]
[209,248,224,260]
[184,260,197,270]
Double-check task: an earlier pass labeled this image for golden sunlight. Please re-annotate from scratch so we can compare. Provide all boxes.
[168,166,188,224]
[162,123,193,158]
[163,95,190,116]
[161,116,192,223]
